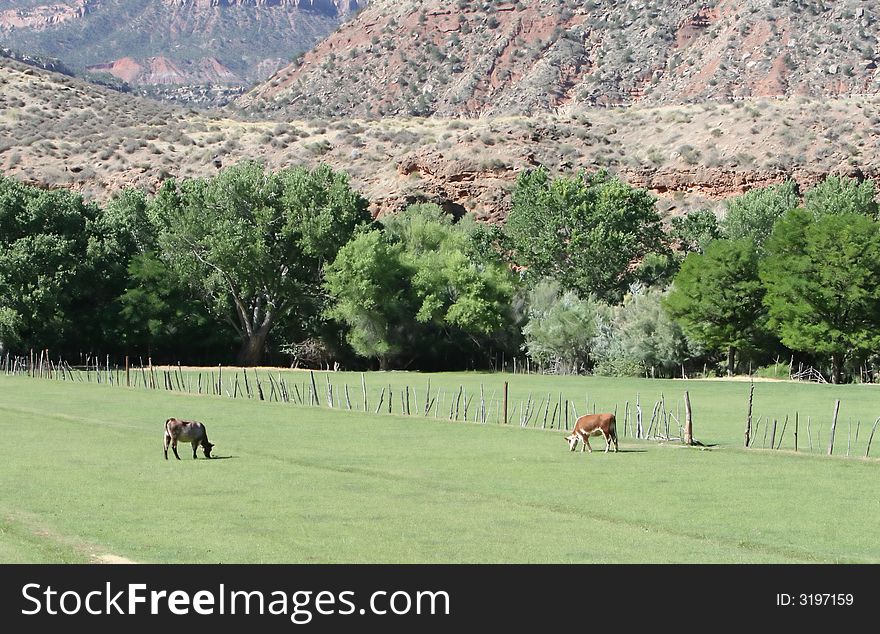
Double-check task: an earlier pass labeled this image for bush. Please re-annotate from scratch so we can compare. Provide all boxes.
[592,356,644,377]
[753,363,789,380]
[521,280,598,375]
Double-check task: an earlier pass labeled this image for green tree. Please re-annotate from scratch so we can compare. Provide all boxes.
[324,230,413,369]
[665,239,766,375]
[521,280,598,374]
[760,209,880,383]
[721,180,798,254]
[100,187,155,255]
[118,252,236,362]
[505,167,665,302]
[0,306,22,352]
[383,206,515,337]
[149,161,370,365]
[325,204,516,369]
[803,175,878,219]
[669,209,722,254]
[0,175,117,353]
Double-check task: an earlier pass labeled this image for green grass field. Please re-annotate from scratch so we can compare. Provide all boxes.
[1,373,878,563]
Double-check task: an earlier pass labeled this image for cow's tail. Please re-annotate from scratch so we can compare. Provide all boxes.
[610,416,619,447]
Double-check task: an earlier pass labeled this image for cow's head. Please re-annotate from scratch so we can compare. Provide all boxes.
[202,441,215,458]
[564,433,579,452]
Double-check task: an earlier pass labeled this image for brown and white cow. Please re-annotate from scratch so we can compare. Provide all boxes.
[164,418,214,460]
[564,413,618,453]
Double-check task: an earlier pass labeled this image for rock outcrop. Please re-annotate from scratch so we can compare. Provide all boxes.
[86,56,240,85]
[162,0,362,15]
[237,0,880,118]
[0,0,369,88]
[0,1,94,31]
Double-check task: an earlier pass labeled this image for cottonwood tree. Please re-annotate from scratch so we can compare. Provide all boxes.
[664,239,766,376]
[803,175,877,219]
[504,167,665,302]
[0,176,120,353]
[323,230,412,368]
[761,209,880,383]
[721,180,798,254]
[118,252,236,362]
[150,161,369,365]
[325,204,516,369]
[669,208,722,254]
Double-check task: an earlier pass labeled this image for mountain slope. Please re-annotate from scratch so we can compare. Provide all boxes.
[236,0,880,118]
[0,0,368,86]
[2,55,879,224]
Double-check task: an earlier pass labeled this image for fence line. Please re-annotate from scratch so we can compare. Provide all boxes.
[5,353,877,459]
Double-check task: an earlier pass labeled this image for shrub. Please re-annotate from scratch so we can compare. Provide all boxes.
[592,356,645,377]
[753,363,789,380]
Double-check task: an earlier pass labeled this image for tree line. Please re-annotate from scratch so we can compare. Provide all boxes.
[1,161,878,382]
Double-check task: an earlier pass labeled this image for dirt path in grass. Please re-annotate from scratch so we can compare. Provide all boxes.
[94,553,138,564]
[2,510,139,564]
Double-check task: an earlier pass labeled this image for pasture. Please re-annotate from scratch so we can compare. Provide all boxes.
[0,372,878,563]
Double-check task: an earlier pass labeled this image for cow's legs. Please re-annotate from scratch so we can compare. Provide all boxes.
[603,430,611,453]
[164,433,170,460]
[192,440,199,459]
[582,433,592,453]
[171,440,181,460]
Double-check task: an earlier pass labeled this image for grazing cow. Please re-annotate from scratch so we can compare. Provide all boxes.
[564,413,618,453]
[164,418,214,460]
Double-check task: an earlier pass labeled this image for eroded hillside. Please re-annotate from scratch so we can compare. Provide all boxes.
[237,0,879,118]
[2,56,879,221]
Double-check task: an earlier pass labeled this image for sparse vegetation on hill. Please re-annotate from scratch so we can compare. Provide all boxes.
[0,0,366,89]
[237,0,880,119]
[3,57,880,221]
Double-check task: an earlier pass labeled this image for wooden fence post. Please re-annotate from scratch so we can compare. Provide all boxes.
[683,390,693,445]
[255,369,265,400]
[636,393,643,438]
[502,381,508,425]
[361,373,368,412]
[776,415,788,450]
[866,417,880,458]
[744,381,754,447]
[310,371,319,406]
[828,400,840,455]
[374,388,385,414]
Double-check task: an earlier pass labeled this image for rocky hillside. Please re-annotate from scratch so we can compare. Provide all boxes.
[2,55,878,224]
[0,0,368,88]
[237,0,880,118]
